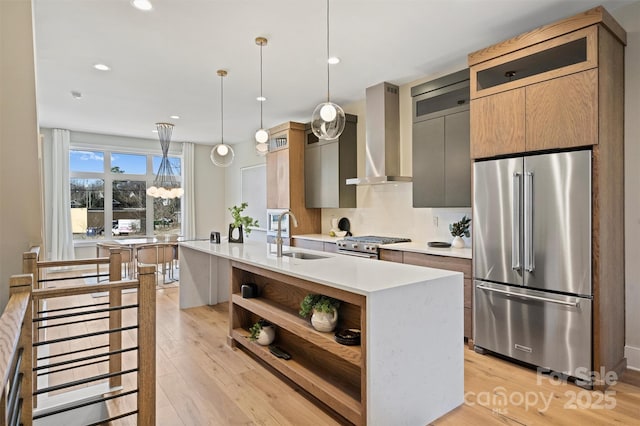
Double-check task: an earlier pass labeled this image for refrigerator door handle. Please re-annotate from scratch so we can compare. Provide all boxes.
[476,283,579,307]
[512,173,521,271]
[525,172,535,272]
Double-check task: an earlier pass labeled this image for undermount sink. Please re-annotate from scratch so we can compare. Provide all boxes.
[281,252,328,260]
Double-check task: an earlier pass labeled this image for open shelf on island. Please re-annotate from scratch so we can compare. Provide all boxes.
[232,294,361,366]
[232,327,362,424]
[229,261,367,425]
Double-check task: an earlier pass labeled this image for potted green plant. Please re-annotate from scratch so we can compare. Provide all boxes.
[299,294,341,332]
[449,215,471,248]
[228,202,259,243]
[249,319,275,345]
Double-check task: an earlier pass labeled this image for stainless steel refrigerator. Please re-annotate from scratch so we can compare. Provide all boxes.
[473,150,592,380]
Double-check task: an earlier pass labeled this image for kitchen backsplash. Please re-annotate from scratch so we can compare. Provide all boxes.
[322,183,472,247]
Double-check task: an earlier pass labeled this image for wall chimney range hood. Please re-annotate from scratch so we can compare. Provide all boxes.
[346,81,411,185]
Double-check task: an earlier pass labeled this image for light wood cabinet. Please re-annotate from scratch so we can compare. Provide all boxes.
[468,5,627,386]
[525,69,598,151]
[470,26,598,99]
[266,122,321,236]
[471,69,598,157]
[229,261,365,424]
[266,148,289,209]
[378,249,403,263]
[468,10,625,159]
[470,88,525,158]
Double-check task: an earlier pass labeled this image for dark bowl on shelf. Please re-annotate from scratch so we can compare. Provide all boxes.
[335,328,361,346]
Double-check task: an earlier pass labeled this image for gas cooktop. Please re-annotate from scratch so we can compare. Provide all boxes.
[336,235,411,257]
[339,235,411,245]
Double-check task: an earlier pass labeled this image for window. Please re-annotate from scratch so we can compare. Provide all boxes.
[111,153,146,175]
[70,149,182,240]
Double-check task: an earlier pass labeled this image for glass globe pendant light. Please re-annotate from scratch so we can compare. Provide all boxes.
[211,69,235,167]
[311,0,345,140]
[255,37,269,155]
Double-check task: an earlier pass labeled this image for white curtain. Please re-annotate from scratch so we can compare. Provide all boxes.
[182,142,196,239]
[43,129,75,261]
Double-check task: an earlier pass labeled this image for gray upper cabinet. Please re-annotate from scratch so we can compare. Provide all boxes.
[304,114,357,208]
[412,70,471,208]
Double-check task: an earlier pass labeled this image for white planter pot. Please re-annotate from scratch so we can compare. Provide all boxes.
[256,325,276,345]
[311,309,338,332]
[451,236,465,248]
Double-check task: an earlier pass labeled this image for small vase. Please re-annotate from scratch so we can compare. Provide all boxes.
[311,309,338,332]
[256,325,275,346]
[228,224,243,243]
[452,236,465,248]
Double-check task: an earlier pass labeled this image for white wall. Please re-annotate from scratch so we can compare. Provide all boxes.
[0,0,43,309]
[194,143,227,239]
[613,2,640,371]
[223,141,267,243]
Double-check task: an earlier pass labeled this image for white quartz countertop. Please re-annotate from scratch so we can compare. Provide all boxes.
[381,242,472,259]
[179,240,460,296]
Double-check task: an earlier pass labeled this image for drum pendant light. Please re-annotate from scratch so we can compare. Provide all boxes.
[211,70,235,167]
[310,0,345,140]
[255,36,269,156]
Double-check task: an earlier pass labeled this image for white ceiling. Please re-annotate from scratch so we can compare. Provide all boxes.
[33,0,636,145]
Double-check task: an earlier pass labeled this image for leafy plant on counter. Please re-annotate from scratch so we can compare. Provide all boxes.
[229,202,259,236]
[249,319,272,341]
[449,215,472,238]
[299,294,341,318]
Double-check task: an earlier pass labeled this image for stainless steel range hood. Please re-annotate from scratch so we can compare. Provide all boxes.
[346,81,411,185]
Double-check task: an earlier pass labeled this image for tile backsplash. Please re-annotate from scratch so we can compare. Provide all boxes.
[322,183,472,247]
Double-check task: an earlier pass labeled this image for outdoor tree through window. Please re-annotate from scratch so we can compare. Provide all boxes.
[69,149,182,239]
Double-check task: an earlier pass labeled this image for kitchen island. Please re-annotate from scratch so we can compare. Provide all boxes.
[179,240,463,425]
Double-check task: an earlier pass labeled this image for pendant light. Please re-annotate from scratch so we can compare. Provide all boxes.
[147,122,183,199]
[211,69,235,167]
[310,0,345,140]
[255,36,269,156]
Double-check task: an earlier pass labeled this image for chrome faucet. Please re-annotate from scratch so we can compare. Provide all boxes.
[276,209,298,257]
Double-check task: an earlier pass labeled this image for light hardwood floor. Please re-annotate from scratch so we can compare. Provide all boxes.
[36,272,640,425]
[152,288,640,426]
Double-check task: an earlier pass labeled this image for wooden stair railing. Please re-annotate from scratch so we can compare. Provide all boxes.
[9,247,157,425]
[0,274,33,426]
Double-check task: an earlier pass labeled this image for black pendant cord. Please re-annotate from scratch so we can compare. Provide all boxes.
[326,0,331,103]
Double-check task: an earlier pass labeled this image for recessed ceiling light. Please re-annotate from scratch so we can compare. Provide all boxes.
[70,91,83,99]
[131,0,153,11]
[328,57,340,65]
[169,115,180,119]
[256,96,266,102]
[93,63,111,71]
